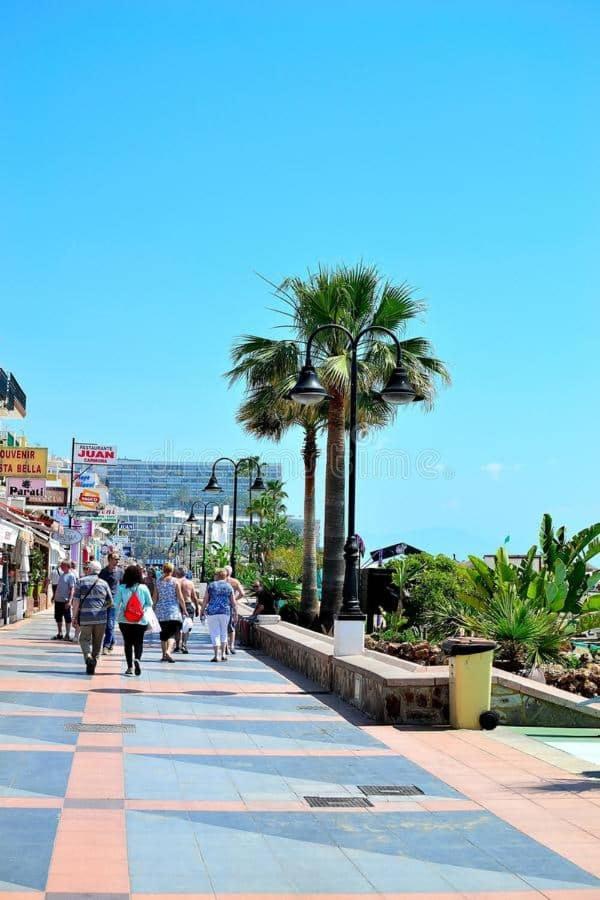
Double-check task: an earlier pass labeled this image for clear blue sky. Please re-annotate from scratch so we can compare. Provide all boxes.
[2,1,598,559]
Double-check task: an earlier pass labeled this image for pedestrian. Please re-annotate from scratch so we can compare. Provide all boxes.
[224,564,244,655]
[99,552,123,655]
[201,568,236,662]
[251,579,277,617]
[114,564,153,677]
[72,561,113,675]
[144,566,157,596]
[49,565,60,602]
[69,561,81,640]
[173,567,199,654]
[52,560,76,641]
[153,562,188,663]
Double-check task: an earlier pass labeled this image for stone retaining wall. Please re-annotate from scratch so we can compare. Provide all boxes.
[249,618,600,728]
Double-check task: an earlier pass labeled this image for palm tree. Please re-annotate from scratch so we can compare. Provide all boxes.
[236,383,324,624]
[229,263,449,630]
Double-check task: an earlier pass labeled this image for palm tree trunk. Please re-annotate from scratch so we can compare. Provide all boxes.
[319,393,346,632]
[299,425,319,626]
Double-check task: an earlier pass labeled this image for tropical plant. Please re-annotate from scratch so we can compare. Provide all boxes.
[236,561,260,587]
[229,264,449,630]
[270,545,304,582]
[257,574,301,607]
[29,546,45,587]
[457,515,600,671]
[203,542,231,582]
[460,582,576,672]
[239,518,300,574]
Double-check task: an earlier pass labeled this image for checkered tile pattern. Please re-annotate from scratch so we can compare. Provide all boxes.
[0,612,597,898]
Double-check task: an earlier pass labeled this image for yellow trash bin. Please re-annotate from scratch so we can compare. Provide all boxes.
[442,637,499,730]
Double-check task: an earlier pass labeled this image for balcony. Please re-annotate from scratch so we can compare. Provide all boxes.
[0,370,26,418]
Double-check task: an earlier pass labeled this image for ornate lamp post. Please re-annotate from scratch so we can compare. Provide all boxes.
[203,458,265,576]
[290,324,421,655]
[186,500,220,582]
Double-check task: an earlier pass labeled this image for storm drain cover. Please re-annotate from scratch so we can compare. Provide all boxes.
[64,724,136,734]
[304,796,373,808]
[297,705,326,711]
[358,785,424,796]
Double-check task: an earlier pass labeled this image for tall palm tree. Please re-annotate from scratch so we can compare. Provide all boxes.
[229,263,449,630]
[236,382,324,624]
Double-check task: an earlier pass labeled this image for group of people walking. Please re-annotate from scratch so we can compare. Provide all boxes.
[51,553,244,676]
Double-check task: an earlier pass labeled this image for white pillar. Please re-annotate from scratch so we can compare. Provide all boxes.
[333,618,365,656]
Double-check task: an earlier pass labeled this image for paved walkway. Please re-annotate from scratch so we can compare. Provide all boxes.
[0,612,599,898]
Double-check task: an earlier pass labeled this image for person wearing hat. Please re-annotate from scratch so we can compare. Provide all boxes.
[73,560,114,675]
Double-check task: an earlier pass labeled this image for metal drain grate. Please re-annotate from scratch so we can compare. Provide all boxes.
[304,796,373,808]
[65,724,136,734]
[358,784,424,796]
[297,705,327,711]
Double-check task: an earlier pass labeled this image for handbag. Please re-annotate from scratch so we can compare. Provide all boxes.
[182,616,193,634]
[146,607,161,634]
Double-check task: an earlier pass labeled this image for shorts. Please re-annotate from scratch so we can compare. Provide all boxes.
[185,603,195,618]
[159,620,182,642]
[54,601,72,625]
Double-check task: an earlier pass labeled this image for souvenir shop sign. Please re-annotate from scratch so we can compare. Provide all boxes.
[0,447,48,478]
[74,443,117,466]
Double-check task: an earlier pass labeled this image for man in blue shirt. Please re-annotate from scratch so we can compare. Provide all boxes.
[99,552,122,654]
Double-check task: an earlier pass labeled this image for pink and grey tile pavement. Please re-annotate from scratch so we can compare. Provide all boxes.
[0,612,598,898]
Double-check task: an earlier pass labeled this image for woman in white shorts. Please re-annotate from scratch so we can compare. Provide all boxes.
[201,568,236,662]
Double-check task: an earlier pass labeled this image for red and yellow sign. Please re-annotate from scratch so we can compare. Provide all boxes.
[0,447,48,478]
[77,489,101,509]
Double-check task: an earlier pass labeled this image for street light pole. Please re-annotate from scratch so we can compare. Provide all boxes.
[290,323,421,655]
[203,458,265,577]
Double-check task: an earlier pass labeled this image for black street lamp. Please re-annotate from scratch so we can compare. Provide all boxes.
[203,458,265,576]
[187,500,218,582]
[290,324,421,652]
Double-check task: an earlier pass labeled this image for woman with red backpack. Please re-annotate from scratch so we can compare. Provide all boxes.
[114,564,153,676]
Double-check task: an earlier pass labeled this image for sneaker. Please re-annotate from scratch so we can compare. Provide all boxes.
[181,647,189,655]
[53,634,63,641]
[106,645,114,654]
[173,647,181,653]
[229,647,236,655]
[165,654,175,663]
[102,647,109,656]
[134,660,141,676]
[85,656,95,675]
[124,667,133,677]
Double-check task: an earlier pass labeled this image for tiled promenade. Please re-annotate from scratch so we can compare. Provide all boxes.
[0,613,599,898]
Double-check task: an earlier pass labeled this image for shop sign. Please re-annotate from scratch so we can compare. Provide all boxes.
[71,518,94,538]
[0,447,48,478]
[74,443,117,466]
[75,472,98,488]
[77,489,101,509]
[119,523,135,531]
[58,527,82,545]
[6,478,46,500]
[25,485,68,508]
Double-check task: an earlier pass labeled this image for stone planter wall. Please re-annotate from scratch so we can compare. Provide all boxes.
[248,618,600,728]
